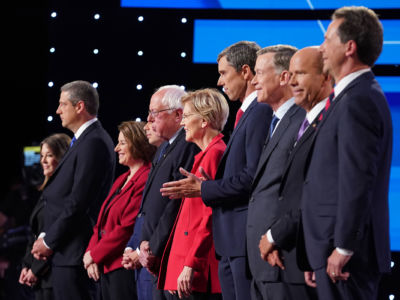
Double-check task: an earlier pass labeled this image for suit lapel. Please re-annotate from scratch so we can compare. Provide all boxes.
[141,128,185,201]
[218,100,259,172]
[253,105,299,182]
[47,121,100,184]
[280,116,318,184]
[315,71,373,135]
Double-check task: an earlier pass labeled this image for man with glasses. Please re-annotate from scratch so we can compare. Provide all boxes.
[124,85,199,300]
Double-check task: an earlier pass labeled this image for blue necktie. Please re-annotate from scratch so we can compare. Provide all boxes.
[69,136,76,148]
[269,115,280,137]
[157,142,169,163]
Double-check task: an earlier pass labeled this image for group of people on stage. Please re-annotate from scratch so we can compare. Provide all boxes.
[18,6,392,300]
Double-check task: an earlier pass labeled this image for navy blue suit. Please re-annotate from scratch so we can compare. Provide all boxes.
[126,128,199,300]
[201,99,272,300]
[300,71,392,299]
[43,121,116,300]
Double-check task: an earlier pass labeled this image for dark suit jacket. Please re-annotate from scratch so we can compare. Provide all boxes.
[139,128,200,257]
[22,194,52,288]
[43,121,116,266]
[86,164,150,274]
[268,113,320,283]
[201,99,272,257]
[300,71,392,274]
[246,103,305,282]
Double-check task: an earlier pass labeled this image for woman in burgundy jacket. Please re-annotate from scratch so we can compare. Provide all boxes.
[83,121,156,300]
[158,89,229,300]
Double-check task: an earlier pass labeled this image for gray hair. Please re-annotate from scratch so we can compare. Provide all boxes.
[61,80,99,116]
[217,41,261,74]
[156,85,186,110]
[257,45,298,74]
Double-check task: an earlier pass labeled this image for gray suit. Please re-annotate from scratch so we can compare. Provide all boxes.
[246,103,305,299]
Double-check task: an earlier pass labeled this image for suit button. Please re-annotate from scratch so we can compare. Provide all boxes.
[304,180,309,185]
[249,197,254,202]
[184,232,188,236]
[278,196,284,201]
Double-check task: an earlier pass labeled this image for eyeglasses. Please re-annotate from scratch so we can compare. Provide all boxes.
[148,108,175,118]
[182,113,199,120]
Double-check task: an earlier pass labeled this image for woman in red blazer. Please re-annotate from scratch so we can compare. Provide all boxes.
[158,88,229,300]
[83,121,156,300]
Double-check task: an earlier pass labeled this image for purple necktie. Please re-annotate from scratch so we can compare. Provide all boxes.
[297,118,309,141]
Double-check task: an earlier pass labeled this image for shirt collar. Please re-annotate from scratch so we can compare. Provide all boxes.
[240,91,258,112]
[168,127,181,144]
[74,118,98,139]
[334,68,370,99]
[306,98,328,123]
[274,97,295,120]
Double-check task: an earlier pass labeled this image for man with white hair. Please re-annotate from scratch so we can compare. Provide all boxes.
[124,85,199,300]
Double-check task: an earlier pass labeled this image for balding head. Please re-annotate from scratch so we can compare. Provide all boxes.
[289,47,333,112]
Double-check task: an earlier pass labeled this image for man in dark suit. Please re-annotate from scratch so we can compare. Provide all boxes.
[300,7,392,300]
[257,46,333,299]
[161,41,272,300]
[246,45,305,300]
[31,80,116,300]
[125,85,199,300]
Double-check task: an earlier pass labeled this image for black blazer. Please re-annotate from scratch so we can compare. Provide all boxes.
[140,128,200,257]
[201,100,272,257]
[43,121,116,266]
[22,195,52,288]
[300,71,393,274]
[268,113,320,283]
[246,103,305,282]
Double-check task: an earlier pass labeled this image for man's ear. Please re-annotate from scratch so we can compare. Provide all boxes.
[279,70,290,86]
[345,40,357,58]
[75,100,85,114]
[241,64,253,81]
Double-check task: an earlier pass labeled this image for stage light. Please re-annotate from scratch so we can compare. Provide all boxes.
[50,47,55,53]
[137,50,143,56]
[94,14,100,20]
[135,117,141,122]
[180,85,185,90]
[181,52,186,58]
[136,84,142,90]
[48,81,54,87]
[138,16,144,22]
[93,49,99,54]
[389,295,394,300]
[181,17,187,23]
[51,12,57,18]
[47,116,53,122]
[92,82,98,88]
[391,261,395,268]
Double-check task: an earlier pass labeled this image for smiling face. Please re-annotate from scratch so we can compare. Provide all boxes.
[114,131,134,167]
[289,48,326,111]
[40,143,58,177]
[217,56,247,102]
[319,18,347,80]
[251,52,281,105]
[181,102,204,144]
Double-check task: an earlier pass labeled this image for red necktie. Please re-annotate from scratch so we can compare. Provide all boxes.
[319,89,335,121]
[234,109,244,128]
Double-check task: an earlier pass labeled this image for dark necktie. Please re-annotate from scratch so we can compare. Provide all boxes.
[269,115,280,137]
[234,108,244,128]
[157,142,170,163]
[319,89,335,121]
[297,118,310,141]
[69,136,76,148]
